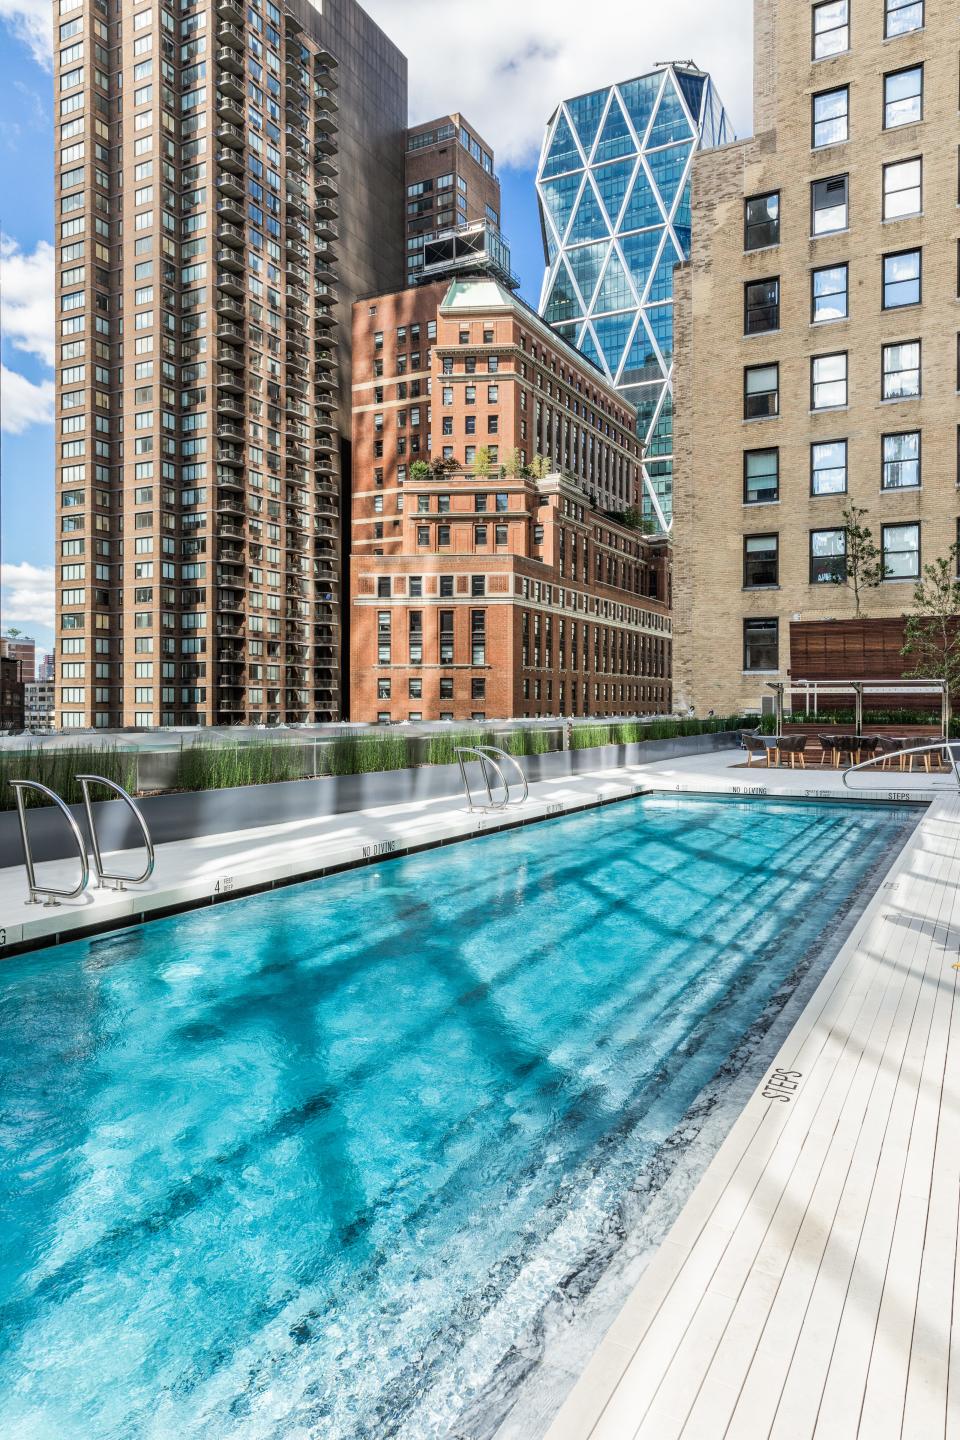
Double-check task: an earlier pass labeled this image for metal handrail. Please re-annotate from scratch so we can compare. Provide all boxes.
[77,775,156,890]
[842,741,960,793]
[454,747,510,813]
[474,746,529,806]
[9,780,90,907]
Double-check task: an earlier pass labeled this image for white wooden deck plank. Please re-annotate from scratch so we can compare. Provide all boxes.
[671,827,935,1440]
[545,784,959,1440]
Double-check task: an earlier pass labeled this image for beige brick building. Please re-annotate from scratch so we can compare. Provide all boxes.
[674,0,959,716]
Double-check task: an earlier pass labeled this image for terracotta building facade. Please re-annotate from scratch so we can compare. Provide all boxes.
[672,0,959,716]
[350,276,672,723]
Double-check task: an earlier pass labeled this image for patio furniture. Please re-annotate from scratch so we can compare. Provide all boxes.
[818,734,843,767]
[742,732,772,767]
[874,735,909,770]
[777,735,807,769]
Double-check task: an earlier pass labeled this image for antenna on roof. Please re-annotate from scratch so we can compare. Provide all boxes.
[655,59,701,71]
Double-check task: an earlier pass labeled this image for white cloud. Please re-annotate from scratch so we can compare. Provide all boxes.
[0,365,54,433]
[0,562,54,631]
[0,0,52,69]
[362,0,754,167]
[1,235,55,368]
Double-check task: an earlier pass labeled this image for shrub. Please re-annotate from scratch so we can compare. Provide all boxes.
[0,745,138,810]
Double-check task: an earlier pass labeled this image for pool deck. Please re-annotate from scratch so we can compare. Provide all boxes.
[1,750,957,1440]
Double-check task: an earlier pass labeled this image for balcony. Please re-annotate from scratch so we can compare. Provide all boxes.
[216,64,244,98]
[216,421,244,441]
[218,147,244,176]
[286,194,309,224]
[314,133,336,159]
[216,93,244,126]
[217,120,245,150]
[217,494,246,519]
[216,319,244,344]
[217,0,243,22]
[216,269,244,298]
[217,221,244,248]
[217,249,244,279]
[217,518,246,539]
[314,171,338,199]
[217,443,245,467]
[217,171,244,201]
[217,20,244,49]
[215,293,244,321]
[217,395,244,419]
[314,216,338,243]
[216,193,244,224]
[315,111,336,136]
[313,86,337,113]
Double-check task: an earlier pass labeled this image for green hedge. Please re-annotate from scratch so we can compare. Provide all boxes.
[0,745,138,810]
[569,715,746,750]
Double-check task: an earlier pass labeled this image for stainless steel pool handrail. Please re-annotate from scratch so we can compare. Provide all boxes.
[474,746,529,806]
[842,741,960,793]
[77,775,156,890]
[9,780,90,907]
[454,747,510,812]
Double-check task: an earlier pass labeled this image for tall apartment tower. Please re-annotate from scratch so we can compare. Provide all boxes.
[52,0,405,730]
[672,0,958,716]
[535,65,732,531]
[403,115,501,288]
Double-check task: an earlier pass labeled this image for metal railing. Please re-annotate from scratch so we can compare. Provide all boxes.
[842,741,960,794]
[455,747,509,813]
[454,745,529,813]
[10,780,90,907]
[77,776,156,890]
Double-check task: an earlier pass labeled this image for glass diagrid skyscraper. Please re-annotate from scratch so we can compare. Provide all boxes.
[536,65,732,530]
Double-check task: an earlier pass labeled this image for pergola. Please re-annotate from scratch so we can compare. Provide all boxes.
[766,678,951,739]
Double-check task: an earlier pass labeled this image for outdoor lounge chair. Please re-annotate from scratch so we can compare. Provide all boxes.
[777,735,807,768]
[818,734,842,767]
[742,732,771,767]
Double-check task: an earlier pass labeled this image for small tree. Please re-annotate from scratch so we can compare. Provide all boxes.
[901,542,960,697]
[473,446,493,478]
[833,504,883,617]
[409,459,431,482]
[503,447,524,478]
[528,453,552,480]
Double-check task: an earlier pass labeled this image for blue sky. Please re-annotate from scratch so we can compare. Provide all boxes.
[0,0,754,658]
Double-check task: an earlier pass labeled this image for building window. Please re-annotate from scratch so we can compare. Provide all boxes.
[812,352,848,409]
[882,431,921,489]
[883,157,922,219]
[475,493,488,512]
[377,610,391,664]
[744,192,780,250]
[440,575,454,596]
[813,87,849,148]
[810,528,847,583]
[408,678,422,699]
[743,449,779,504]
[744,533,779,588]
[439,611,455,664]
[416,525,429,546]
[475,524,487,544]
[744,277,780,334]
[376,576,390,598]
[409,575,422,597]
[470,609,486,664]
[884,66,923,129]
[471,678,486,700]
[812,175,848,235]
[743,617,778,672]
[811,439,848,495]
[812,263,848,322]
[882,340,920,399]
[495,524,508,545]
[813,0,848,58]
[408,611,423,664]
[439,677,453,699]
[744,363,779,419]
[437,525,451,546]
[377,678,391,700]
[471,574,486,596]
[882,249,921,308]
[885,0,923,37]
[882,522,920,579]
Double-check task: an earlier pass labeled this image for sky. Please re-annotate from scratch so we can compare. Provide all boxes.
[0,0,754,657]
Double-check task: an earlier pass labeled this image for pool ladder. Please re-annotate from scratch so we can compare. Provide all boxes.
[9,775,155,907]
[842,741,960,794]
[454,746,530,814]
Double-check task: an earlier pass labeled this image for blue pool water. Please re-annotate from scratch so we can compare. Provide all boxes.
[0,794,916,1439]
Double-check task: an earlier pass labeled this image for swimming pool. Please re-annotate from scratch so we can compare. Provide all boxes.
[0,794,916,1439]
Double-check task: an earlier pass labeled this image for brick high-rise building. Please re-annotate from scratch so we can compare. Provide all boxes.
[350,276,672,723]
[403,115,501,288]
[53,0,405,730]
[3,635,36,683]
[673,0,958,716]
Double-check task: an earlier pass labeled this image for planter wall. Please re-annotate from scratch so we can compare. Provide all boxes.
[0,731,740,870]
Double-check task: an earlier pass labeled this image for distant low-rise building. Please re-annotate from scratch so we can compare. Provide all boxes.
[4,635,36,683]
[0,643,25,732]
[350,275,672,723]
[24,681,56,733]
